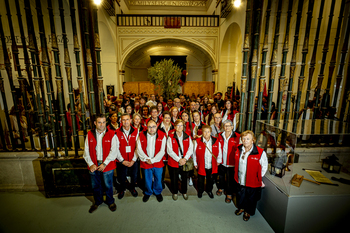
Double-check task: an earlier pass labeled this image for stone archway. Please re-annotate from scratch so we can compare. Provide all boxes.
[219,23,242,95]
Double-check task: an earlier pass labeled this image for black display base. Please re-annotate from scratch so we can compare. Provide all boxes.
[40,157,92,197]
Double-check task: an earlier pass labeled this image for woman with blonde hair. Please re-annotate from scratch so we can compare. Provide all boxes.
[234,130,268,221]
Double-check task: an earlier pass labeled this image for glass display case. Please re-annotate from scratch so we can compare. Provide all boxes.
[255,119,350,195]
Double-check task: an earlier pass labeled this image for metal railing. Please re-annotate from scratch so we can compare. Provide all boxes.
[117,14,219,27]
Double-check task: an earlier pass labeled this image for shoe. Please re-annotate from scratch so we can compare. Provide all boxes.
[243,212,250,221]
[216,189,223,196]
[207,192,214,199]
[225,195,232,203]
[88,204,99,213]
[118,191,125,199]
[156,194,163,202]
[183,193,188,200]
[131,189,138,197]
[189,177,193,186]
[172,194,178,201]
[197,193,202,198]
[235,209,244,216]
[143,195,150,202]
[108,203,117,212]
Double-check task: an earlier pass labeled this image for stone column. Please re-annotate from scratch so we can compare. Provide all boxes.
[212,69,218,92]
[119,70,125,94]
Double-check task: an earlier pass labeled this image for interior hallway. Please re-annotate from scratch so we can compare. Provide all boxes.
[0,189,273,233]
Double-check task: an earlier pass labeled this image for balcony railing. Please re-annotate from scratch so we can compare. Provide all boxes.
[117,14,219,27]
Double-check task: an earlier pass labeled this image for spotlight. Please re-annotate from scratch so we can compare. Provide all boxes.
[94,0,102,5]
[233,0,241,8]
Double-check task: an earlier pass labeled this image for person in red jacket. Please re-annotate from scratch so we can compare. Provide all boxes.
[234,130,268,221]
[217,119,240,203]
[136,120,167,203]
[83,114,118,213]
[115,113,139,199]
[167,119,193,201]
[193,125,222,199]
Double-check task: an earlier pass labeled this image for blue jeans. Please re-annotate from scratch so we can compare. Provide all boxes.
[143,167,163,196]
[90,168,115,205]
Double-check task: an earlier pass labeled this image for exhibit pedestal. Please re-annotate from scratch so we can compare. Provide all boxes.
[257,163,350,233]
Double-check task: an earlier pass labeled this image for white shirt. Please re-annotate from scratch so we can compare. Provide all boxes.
[159,122,172,136]
[136,132,166,164]
[115,127,139,162]
[238,146,268,186]
[83,130,118,167]
[221,131,233,167]
[166,132,194,162]
[193,138,222,169]
[211,124,222,137]
[146,100,157,107]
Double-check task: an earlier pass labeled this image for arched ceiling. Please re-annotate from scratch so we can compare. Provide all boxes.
[126,39,212,68]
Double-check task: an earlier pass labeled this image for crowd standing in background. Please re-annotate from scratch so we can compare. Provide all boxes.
[81,91,268,222]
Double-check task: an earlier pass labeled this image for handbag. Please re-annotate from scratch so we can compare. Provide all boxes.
[174,136,194,171]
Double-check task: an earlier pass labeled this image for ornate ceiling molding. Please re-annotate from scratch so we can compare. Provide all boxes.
[127,0,207,7]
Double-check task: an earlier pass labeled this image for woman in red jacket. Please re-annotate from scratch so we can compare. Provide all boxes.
[234,130,268,221]
[193,125,222,198]
[167,119,193,200]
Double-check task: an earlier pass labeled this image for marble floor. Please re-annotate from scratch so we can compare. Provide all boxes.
[0,188,274,233]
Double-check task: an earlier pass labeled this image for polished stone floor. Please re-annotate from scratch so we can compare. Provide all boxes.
[0,188,273,233]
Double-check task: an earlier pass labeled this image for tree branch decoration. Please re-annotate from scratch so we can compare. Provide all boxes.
[148,59,182,100]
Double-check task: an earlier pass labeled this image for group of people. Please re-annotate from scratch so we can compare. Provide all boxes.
[83,92,267,222]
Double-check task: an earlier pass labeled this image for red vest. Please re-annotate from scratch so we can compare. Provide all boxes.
[221,109,239,121]
[184,121,195,138]
[168,132,191,168]
[87,129,116,172]
[115,126,138,162]
[195,137,220,176]
[145,116,162,127]
[218,131,240,166]
[158,124,175,161]
[138,130,165,169]
[234,145,264,188]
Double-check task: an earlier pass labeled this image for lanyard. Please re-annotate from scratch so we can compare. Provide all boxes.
[123,131,131,146]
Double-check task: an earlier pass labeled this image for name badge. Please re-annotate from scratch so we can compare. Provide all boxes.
[126,146,131,153]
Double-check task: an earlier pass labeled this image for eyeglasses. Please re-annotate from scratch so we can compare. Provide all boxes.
[148,126,157,129]
[224,125,233,128]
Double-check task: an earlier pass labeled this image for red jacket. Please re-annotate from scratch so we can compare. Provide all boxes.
[87,129,116,172]
[184,121,195,138]
[168,131,191,168]
[221,109,239,122]
[195,136,220,176]
[145,116,162,127]
[217,131,240,166]
[138,130,166,169]
[115,126,138,162]
[234,144,264,188]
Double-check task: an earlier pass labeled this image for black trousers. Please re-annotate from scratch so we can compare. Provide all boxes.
[168,166,189,194]
[197,168,217,194]
[217,165,235,195]
[236,185,262,216]
[117,161,139,191]
[161,161,168,187]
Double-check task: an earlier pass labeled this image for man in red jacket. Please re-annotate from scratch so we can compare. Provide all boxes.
[115,113,139,199]
[83,114,118,213]
[136,120,167,202]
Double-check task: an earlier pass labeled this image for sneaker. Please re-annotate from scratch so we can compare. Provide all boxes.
[130,189,138,197]
[108,203,117,212]
[143,195,150,202]
[156,194,163,202]
[88,204,99,213]
[172,194,178,201]
[183,193,188,200]
[189,177,193,186]
[118,191,125,199]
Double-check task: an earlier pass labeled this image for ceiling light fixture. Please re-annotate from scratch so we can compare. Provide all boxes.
[233,0,241,8]
[94,0,102,5]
